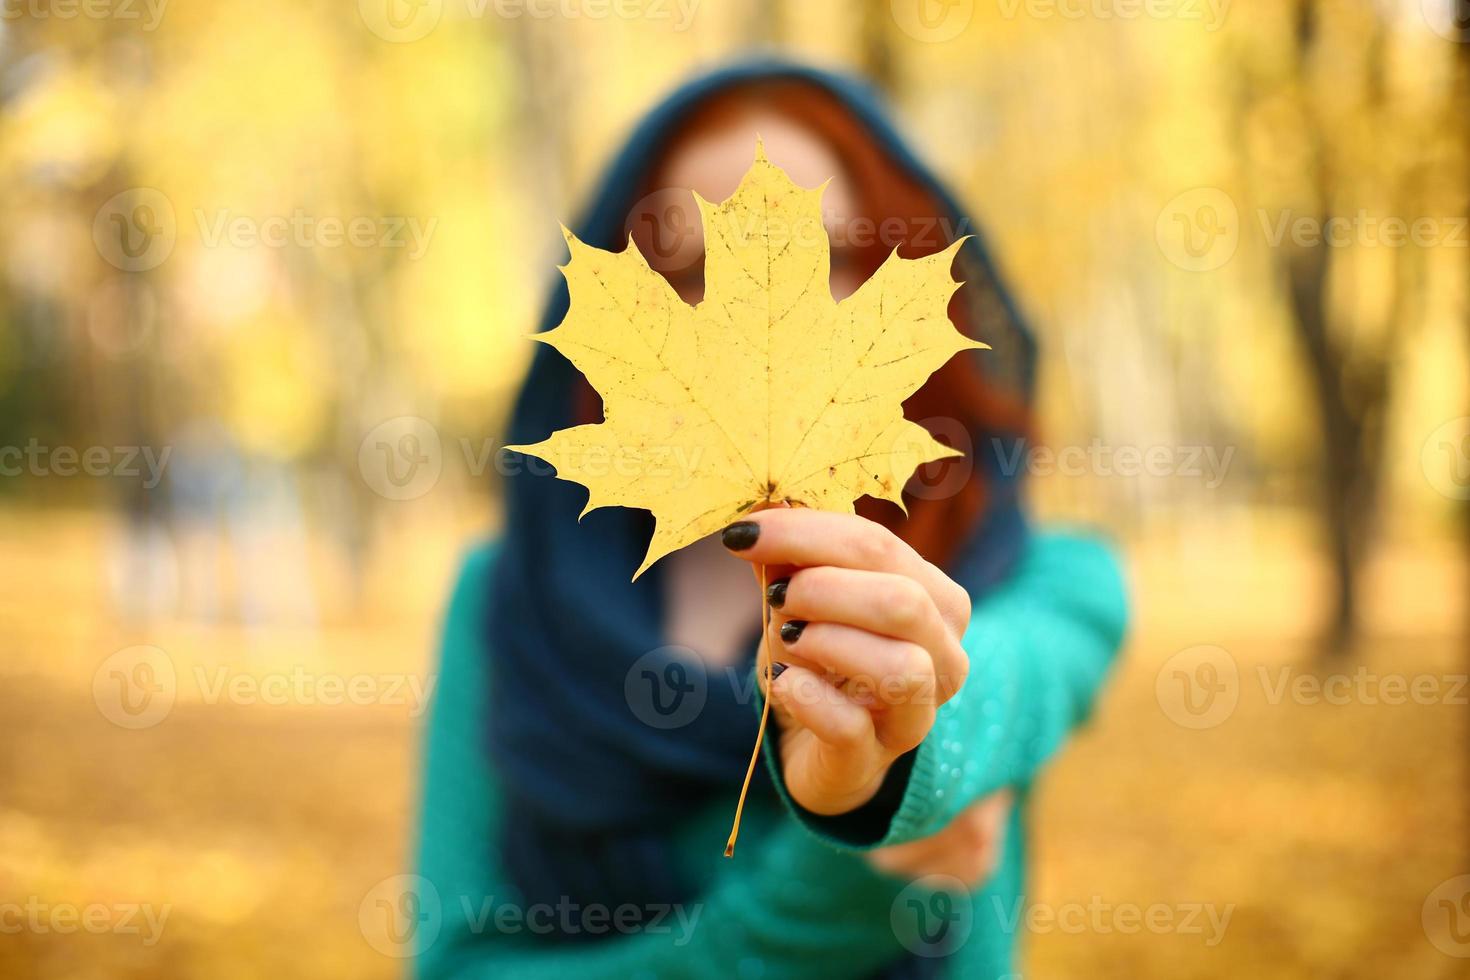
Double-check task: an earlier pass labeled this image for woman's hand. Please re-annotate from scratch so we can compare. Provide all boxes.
[721,509,972,817]
[866,790,1013,886]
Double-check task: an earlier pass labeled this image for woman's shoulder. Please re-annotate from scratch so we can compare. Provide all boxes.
[447,539,501,603]
[1026,527,1125,580]
[1000,527,1130,640]
[436,540,501,671]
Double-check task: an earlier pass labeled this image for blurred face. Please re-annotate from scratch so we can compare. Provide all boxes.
[649,107,871,667]
[636,106,864,303]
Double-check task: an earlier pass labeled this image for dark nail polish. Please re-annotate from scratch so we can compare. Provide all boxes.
[779,620,806,644]
[721,521,760,551]
[769,662,789,680]
[766,577,789,609]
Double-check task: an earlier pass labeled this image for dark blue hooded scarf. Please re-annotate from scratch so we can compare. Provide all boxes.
[485,59,1037,967]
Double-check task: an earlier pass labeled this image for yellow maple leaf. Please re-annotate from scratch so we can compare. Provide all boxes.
[509,140,987,579]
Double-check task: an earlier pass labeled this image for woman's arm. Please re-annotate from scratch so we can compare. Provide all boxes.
[869,529,1127,846]
[414,547,917,980]
[753,527,1128,849]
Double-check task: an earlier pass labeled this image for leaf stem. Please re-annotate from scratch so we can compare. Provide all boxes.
[724,562,772,858]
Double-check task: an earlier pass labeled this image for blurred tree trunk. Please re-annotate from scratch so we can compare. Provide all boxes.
[860,0,897,94]
[508,18,573,217]
[746,0,784,46]
[1281,1,1394,655]
[1459,0,1470,592]
[1286,238,1388,654]
[1454,2,1470,865]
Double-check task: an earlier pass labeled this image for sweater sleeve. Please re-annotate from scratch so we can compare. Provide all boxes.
[413,546,921,980]
[768,530,1128,849]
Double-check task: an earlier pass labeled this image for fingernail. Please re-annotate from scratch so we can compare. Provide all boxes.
[779,620,806,644]
[769,662,789,680]
[766,577,789,609]
[721,521,760,551]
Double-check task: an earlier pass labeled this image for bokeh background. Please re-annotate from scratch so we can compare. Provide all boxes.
[2,0,1468,977]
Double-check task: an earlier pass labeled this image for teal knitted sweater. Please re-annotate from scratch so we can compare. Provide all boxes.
[414,531,1127,979]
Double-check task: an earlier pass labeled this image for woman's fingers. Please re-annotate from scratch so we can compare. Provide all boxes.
[766,663,893,815]
[771,565,968,702]
[866,790,1014,886]
[771,618,932,699]
[774,566,942,642]
[722,510,971,634]
[765,664,875,752]
[724,509,979,819]
[767,619,937,755]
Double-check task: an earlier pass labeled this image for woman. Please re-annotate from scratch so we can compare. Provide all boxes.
[415,62,1127,979]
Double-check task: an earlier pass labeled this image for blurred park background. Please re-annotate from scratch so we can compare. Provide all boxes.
[1,0,1468,976]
